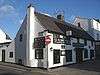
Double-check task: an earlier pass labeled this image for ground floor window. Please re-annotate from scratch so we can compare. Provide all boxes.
[90,50,94,58]
[35,49,43,59]
[9,52,13,58]
[65,50,72,62]
[84,49,88,58]
[53,50,60,64]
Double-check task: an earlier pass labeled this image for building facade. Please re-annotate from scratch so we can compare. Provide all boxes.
[0,28,15,62]
[74,17,100,41]
[74,17,100,59]
[0,5,95,68]
[9,5,95,68]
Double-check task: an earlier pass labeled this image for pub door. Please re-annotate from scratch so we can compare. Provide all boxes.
[76,48,83,63]
[2,50,5,62]
[53,50,60,64]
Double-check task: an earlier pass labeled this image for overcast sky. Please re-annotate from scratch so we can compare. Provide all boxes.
[0,0,100,39]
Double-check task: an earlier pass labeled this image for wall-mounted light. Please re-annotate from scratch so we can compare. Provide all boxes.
[50,47,53,51]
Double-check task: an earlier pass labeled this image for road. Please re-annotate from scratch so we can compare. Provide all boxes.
[0,63,32,75]
[0,59,100,75]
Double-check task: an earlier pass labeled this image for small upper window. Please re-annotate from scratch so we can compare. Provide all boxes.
[19,34,23,42]
[9,52,13,58]
[78,22,81,27]
[66,31,72,36]
[61,45,65,49]
[53,33,60,39]
[38,32,43,36]
[64,37,71,45]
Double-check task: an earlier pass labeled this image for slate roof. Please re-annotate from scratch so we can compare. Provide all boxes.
[35,12,64,34]
[35,12,94,41]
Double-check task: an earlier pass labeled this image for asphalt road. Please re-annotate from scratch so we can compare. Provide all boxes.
[0,59,100,75]
[0,64,32,75]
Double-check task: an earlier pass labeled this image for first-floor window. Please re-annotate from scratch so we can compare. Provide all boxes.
[53,50,60,64]
[9,52,13,58]
[65,50,72,62]
[19,34,23,42]
[84,49,88,58]
[64,37,71,45]
[35,49,43,59]
[90,50,94,58]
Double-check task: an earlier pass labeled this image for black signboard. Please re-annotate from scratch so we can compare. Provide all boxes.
[72,43,84,47]
[33,37,45,48]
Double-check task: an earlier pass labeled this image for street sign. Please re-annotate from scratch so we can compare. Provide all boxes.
[45,35,51,45]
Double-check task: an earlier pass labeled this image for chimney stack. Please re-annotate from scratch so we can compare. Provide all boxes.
[57,14,64,21]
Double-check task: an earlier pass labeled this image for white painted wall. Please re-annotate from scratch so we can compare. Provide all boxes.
[0,45,7,61]
[27,6,48,68]
[74,17,100,41]
[74,17,90,31]
[14,6,95,68]
[5,40,15,62]
[0,28,12,62]
[47,32,77,68]
[47,34,95,68]
[0,29,11,43]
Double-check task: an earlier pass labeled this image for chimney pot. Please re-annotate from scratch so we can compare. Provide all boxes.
[57,14,64,21]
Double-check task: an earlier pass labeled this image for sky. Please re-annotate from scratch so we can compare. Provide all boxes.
[0,0,100,39]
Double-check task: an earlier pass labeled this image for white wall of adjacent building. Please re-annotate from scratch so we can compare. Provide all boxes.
[0,29,11,43]
[0,28,14,62]
[5,40,15,62]
[74,17,100,41]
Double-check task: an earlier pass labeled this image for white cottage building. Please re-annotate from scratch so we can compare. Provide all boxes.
[0,28,15,62]
[6,5,95,68]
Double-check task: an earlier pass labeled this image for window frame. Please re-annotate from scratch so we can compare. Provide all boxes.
[35,49,43,59]
[90,50,95,58]
[84,49,88,58]
[64,37,71,45]
[65,50,72,62]
[9,52,13,58]
[19,34,23,42]
[78,22,81,27]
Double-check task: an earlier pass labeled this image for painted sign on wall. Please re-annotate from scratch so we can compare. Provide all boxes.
[34,37,45,48]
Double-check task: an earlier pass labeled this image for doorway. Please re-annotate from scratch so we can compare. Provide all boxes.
[53,49,60,64]
[76,48,83,63]
[2,50,5,62]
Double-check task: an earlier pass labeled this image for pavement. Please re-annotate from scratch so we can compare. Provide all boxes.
[0,59,100,75]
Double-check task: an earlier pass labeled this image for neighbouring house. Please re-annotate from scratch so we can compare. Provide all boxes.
[74,17,100,59]
[0,28,15,62]
[6,5,95,69]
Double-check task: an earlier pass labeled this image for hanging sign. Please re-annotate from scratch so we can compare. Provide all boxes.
[45,35,51,45]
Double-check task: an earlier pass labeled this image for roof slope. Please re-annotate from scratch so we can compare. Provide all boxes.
[35,12,64,34]
[35,12,94,41]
